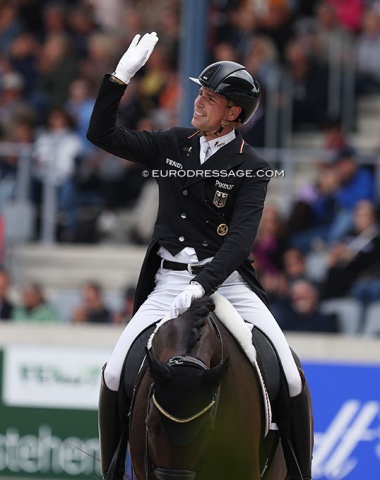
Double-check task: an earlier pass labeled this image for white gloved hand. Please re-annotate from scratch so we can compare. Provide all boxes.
[113,31,159,84]
[169,282,205,318]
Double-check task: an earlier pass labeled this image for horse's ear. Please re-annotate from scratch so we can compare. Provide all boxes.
[145,348,171,381]
[202,358,229,390]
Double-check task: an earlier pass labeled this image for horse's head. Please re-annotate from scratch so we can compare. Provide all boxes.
[145,297,229,478]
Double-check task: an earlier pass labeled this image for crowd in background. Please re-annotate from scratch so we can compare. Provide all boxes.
[1,0,380,334]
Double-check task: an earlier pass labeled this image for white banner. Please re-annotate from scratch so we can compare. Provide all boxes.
[2,344,111,410]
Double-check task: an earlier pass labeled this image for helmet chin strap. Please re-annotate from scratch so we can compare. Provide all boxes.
[197,102,240,137]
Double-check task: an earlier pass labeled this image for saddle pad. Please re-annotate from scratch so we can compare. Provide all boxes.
[211,293,273,435]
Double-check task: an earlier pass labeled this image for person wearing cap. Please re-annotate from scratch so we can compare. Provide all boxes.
[87,32,313,480]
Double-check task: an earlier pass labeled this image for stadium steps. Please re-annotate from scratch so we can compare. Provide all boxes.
[10,243,146,294]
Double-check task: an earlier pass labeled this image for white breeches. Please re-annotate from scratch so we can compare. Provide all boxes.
[104,268,302,397]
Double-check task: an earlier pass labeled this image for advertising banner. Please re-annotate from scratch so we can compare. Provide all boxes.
[3,345,104,410]
[304,362,380,480]
[0,345,110,479]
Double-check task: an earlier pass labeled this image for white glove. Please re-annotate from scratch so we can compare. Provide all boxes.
[113,31,159,84]
[169,282,205,318]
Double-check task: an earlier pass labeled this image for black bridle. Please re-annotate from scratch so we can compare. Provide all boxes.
[144,316,223,480]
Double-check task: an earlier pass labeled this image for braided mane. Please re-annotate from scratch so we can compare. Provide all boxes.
[181,297,215,354]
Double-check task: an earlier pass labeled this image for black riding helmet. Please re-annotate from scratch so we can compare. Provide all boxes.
[190,61,260,124]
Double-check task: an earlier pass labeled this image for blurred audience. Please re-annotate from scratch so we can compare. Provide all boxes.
[0,266,14,321]
[309,1,354,64]
[320,200,380,306]
[275,279,340,333]
[113,285,136,325]
[33,32,80,119]
[355,7,380,94]
[252,204,288,277]
[288,146,375,251]
[0,0,380,334]
[284,38,329,131]
[31,107,85,241]
[71,280,113,324]
[12,281,59,322]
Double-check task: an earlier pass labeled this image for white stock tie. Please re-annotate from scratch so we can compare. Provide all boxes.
[199,141,211,165]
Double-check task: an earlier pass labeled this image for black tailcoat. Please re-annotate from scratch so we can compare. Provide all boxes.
[87,75,271,311]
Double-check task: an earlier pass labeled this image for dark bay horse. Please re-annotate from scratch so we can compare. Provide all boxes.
[127,297,287,480]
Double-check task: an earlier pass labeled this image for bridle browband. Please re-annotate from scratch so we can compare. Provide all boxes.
[145,316,224,480]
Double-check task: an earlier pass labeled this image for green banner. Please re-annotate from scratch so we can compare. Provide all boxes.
[0,350,101,479]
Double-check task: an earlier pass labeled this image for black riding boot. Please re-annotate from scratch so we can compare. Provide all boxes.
[287,369,314,480]
[98,369,125,480]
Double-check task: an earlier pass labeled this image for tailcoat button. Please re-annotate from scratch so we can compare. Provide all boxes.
[179,236,185,242]
[182,189,188,196]
[181,213,187,219]
[202,241,208,247]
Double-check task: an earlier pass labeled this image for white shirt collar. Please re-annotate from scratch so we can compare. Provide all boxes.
[200,129,236,158]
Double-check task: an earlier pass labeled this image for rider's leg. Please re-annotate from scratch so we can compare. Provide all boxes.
[98,367,125,480]
[219,272,313,479]
[99,269,189,478]
[287,369,314,480]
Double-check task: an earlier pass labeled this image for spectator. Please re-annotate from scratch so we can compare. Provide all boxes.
[327,0,364,33]
[0,267,14,320]
[256,1,295,61]
[71,280,113,323]
[0,115,36,209]
[81,32,119,93]
[355,7,380,95]
[320,116,352,157]
[8,32,40,99]
[66,4,99,60]
[320,200,380,307]
[287,163,339,250]
[0,4,24,55]
[284,38,329,131]
[113,286,136,324]
[252,204,288,277]
[65,78,96,152]
[276,279,340,333]
[289,146,375,251]
[310,1,354,64]
[218,5,259,62]
[329,146,375,239]
[33,32,79,117]
[243,35,280,90]
[38,1,67,42]
[282,247,309,284]
[12,281,59,322]
[263,247,310,322]
[31,106,84,241]
[0,70,36,136]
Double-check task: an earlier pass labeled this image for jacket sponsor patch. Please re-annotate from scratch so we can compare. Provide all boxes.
[166,158,183,169]
[215,179,234,190]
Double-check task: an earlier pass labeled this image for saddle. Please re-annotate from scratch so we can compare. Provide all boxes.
[121,314,290,428]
